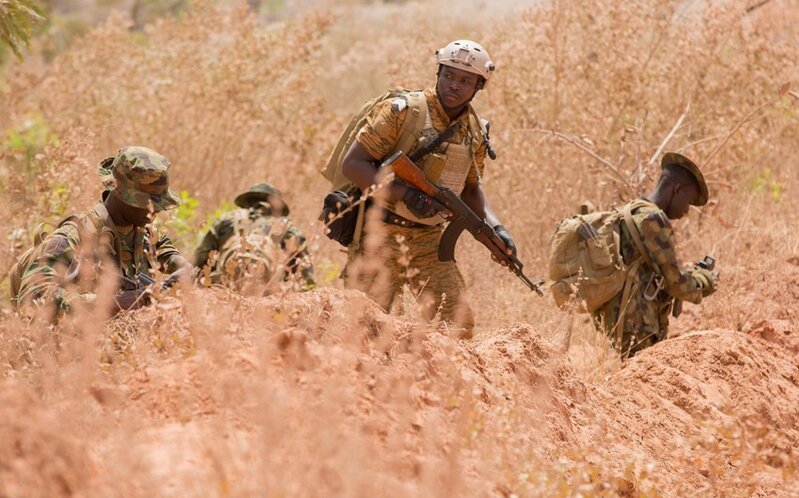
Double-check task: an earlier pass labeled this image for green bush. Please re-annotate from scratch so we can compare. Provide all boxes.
[0,0,45,60]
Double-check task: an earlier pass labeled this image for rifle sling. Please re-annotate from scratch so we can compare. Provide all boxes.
[408,121,462,163]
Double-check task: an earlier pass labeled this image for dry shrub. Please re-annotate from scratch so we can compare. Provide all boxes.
[0,0,798,496]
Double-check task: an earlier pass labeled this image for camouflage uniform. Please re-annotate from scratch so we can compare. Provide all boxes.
[593,198,713,356]
[12,146,187,314]
[194,183,315,289]
[346,88,486,334]
[194,208,315,289]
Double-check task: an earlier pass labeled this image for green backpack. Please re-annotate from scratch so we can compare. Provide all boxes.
[319,89,428,249]
[9,216,82,306]
[548,200,650,313]
[321,88,428,190]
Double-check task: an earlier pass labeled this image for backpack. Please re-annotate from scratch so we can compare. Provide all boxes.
[9,204,117,307]
[9,215,82,306]
[214,231,282,294]
[548,200,651,313]
[320,89,429,249]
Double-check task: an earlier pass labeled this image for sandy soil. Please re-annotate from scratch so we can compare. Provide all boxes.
[1,286,796,497]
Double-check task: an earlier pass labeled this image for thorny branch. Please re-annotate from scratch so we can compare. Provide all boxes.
[516,128,631,188]
[648,101,690,166]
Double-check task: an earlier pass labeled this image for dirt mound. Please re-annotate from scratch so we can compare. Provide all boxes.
[585,330,799,496]
[1,289,797,496]
[748,319,799,357]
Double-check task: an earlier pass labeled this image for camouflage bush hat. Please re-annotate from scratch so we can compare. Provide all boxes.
[234,183,289,215]
[661,152,709,206]
[99,146,180,212]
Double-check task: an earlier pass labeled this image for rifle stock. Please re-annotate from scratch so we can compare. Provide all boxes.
[382,151,544,296]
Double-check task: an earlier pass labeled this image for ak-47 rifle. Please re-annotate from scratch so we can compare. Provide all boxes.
[381,151,544,296]
[119,271,175,292]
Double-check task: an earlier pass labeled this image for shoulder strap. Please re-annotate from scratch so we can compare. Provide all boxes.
[622,202,658,274]
[467,107,485,142]
[408,120,462,163]
[395,91,428,156]
[89,202,111,229]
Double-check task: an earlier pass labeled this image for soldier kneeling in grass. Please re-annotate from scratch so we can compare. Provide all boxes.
[11,146,193,319]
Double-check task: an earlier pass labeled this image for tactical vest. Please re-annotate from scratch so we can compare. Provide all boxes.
[389,95,485,226]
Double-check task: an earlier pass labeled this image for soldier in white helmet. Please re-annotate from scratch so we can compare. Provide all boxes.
[338,40,513,338]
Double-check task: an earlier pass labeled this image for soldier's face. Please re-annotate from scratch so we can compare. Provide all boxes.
[666,182,699,219]
[437,66,480,110]
[119,201,154,226]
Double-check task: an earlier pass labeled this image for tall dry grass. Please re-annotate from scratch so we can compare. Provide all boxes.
[0,0,798,495]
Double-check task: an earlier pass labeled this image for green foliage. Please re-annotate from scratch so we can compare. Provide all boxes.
[751,168,783,201]
[5,114,57,152]
[314,260,341,286]
[164,190,200,246]
[3,114,59,182]
[0,0,45,60]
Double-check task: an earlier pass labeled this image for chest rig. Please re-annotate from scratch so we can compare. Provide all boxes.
[391,102,478,226]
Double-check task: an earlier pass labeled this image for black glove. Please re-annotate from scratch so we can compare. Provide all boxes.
[493,225,517,258]
[402,187,442,219]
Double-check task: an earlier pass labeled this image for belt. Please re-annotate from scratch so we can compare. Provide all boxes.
[381,209,436,229]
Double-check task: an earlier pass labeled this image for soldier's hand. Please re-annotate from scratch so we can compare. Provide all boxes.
[491,225,517,267]
[693,268,719,295]
[163,265,196,288]
[114,288,151,313]
[402,187,443,219]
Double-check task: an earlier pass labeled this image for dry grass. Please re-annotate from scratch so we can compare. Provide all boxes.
[1,0,798,496]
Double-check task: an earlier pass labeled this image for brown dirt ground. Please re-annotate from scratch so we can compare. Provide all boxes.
[1,286,797,497]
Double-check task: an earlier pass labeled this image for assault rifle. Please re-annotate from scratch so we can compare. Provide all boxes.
[672,255,716,318]
[119,271,176,292]
[381,151,544,296]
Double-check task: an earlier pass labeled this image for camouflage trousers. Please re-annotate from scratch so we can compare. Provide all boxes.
[592,282,672,358]
[344,221,475,336]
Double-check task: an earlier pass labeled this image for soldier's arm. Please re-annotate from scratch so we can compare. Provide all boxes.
[282,224,315,286]
[342,99,410,202]
[194,226,220,268]
[639,212,704,303]
[15,229,96,313]
[155,234,190,274]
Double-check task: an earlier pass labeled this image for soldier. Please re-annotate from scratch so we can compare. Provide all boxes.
[340,40,516,337]
[194,182,315,292]
[11,146,192,317]
[593,152,719,357]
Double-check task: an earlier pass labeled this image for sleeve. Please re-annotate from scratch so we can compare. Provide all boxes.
[194,229,219,268]
[355,98,409,161]
[465,117,487,185]
[193,216,235,268]
[638,211,704,304]
[282,223,315,287]
[155,234,189,274]
[15,226,96,313]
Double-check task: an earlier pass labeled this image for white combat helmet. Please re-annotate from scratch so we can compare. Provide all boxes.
[435,40,495,87]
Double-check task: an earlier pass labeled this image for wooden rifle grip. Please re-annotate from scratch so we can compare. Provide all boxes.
[384,152,440,197]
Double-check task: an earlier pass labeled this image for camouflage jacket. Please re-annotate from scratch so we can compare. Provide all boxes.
[593,198,711,356]
[14,201,187,313]
[194,207,315,287]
